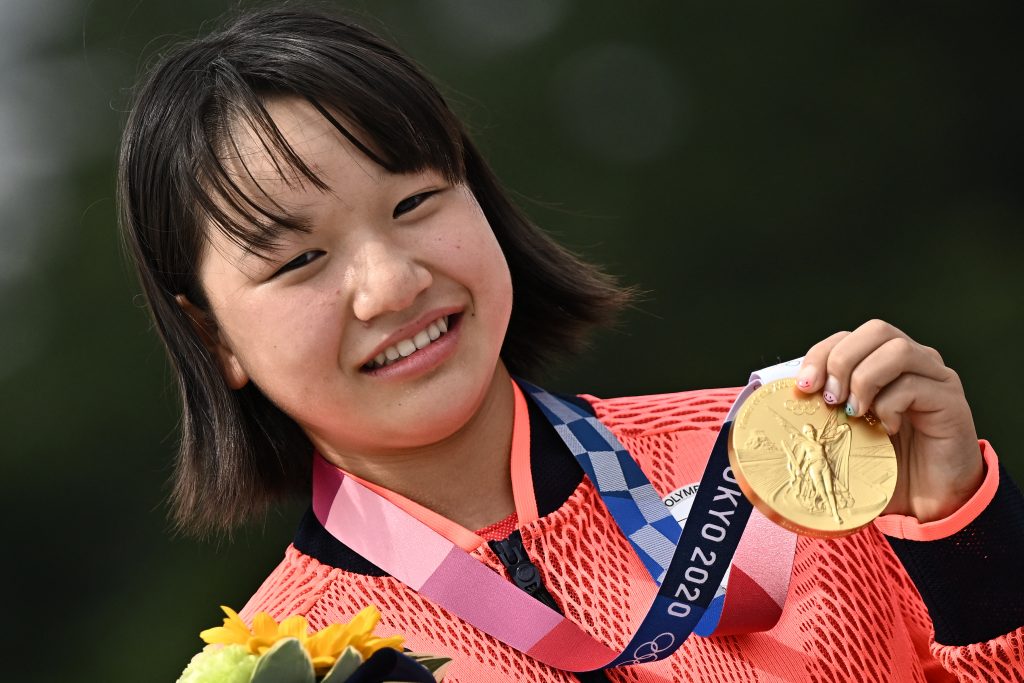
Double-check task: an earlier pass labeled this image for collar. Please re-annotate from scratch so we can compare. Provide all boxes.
[294,383,593,576]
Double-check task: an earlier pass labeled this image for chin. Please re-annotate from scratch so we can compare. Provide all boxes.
[385,362,506,449]
[420,375,498,439]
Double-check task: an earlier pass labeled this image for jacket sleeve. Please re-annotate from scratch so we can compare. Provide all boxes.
[877,441,1024,680]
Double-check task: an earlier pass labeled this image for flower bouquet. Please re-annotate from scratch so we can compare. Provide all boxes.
[177,606,450,682]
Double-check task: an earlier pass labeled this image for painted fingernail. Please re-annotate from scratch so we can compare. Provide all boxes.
[823,375,840,404]
[796,365,816,391]
[845,395,858,416]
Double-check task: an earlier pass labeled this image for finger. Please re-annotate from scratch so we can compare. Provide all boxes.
[844,337,954,417]
[796,331,851,393]
[818,319,909,406]
[870,372,964,435]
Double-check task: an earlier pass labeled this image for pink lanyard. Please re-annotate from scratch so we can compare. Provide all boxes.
[313,371,798,670]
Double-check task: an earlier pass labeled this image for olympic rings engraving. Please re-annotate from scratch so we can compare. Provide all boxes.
[783,398,820,416]
[621,632,676,666]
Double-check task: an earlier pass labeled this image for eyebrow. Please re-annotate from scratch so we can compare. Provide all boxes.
[245,213,315,256]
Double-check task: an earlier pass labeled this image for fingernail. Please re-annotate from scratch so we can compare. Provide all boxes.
[796,365,816,391]
[823,375,840,404]
[845,395,858,416]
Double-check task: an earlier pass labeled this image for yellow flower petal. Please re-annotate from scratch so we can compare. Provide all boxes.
[200,606,254,645]
[357,634,405,658]
[200,625,247,646]
[219,606,247,627]
[305,624,345,658]
[251,612,279,641]
[224,609,252,639]
[347,606,380,633]
[248,636,278,655]
[278,615,310,641]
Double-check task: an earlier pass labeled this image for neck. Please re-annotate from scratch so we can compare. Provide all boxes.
[319,365,517,532]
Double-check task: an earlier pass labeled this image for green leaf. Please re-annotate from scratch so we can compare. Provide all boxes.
[407,653,452,680]
[408,654,453,674]
[320,646,363,683]
[250,638,315,683]
[430,661,451,681]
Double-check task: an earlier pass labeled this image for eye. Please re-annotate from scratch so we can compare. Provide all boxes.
[393,190,441,219]
[273,250,324,277]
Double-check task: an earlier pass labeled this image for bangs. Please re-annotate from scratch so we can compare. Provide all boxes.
[185,29,467,256]
[120,6,633,535]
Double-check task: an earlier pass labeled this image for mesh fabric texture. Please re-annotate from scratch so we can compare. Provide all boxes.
[242,388,1024,682]
[476,512,520,542]
[887,463,1024,646]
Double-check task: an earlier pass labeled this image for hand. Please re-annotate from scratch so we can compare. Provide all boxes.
[795,319,984,523]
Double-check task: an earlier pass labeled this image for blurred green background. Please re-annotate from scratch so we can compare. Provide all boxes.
[2,1,1022,680]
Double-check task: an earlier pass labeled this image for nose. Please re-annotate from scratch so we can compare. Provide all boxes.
[349,238,433,322]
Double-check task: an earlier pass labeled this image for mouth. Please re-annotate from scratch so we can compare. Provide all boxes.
[361,313,460,371]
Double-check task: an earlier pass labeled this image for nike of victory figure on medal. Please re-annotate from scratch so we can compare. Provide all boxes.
[728,378,898,538]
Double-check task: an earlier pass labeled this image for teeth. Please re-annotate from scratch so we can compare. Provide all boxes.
[366,315,452,369]
[397,339,416,357]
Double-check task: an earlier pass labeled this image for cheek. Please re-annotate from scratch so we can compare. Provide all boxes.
[457,229,513,324]
[489,248,514,325]
[224,292,345,382]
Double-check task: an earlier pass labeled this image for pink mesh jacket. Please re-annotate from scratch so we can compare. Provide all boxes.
[242,387,1024,682]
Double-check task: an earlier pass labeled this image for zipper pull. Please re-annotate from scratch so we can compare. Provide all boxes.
[489,530,561,613]
[491,531,614,683]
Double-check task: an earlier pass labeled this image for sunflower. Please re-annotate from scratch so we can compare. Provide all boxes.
[200,605,404,675]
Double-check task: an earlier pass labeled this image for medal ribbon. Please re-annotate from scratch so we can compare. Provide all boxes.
[312,359,803,671]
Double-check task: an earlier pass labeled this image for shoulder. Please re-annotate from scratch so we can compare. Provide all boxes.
[580,386,743,437]
[240,545,339,624]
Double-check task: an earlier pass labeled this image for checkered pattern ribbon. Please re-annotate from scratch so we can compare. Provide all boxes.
[522,382,682,583]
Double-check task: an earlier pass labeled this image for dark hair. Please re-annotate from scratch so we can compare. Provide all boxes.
[118,6,631,535]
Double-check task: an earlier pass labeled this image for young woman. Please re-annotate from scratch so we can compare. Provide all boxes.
[119,7,1024,682]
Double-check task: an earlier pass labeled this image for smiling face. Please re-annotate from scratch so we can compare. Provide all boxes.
[193,97,513,460]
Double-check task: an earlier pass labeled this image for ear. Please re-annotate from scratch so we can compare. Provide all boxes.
[175,294,250,390]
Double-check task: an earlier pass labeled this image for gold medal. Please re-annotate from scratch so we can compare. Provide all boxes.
[728,378,898,538]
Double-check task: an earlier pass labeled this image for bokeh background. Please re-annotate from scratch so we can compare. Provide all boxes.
[3,1,1022,680]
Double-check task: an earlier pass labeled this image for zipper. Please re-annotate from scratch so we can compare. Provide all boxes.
[489,530,561,612]
[489,530,612,682]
